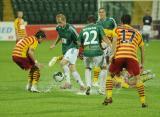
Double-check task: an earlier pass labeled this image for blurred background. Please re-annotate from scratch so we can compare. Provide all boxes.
[0,0,160,40]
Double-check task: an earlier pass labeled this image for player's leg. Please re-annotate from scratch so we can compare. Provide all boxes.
[93,67,101,86]
[103,58,124,105]
[60,58,71,89]
[68,48,85,90]
[114,73,130,88]
[26,69,33,91]
[84,57,92,95]
[70,64,85,90]
[127,58,147,107]
[98,56,107,94]
[99,66,107,95]
[30,66,40,92]
[48,55,63,67]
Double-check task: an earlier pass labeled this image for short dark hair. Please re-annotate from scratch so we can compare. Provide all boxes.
[121,14,131,24]
[87,15,96,23]
[35,30,46,39]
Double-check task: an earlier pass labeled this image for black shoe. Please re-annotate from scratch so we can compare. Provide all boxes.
[142,103,148,108]
[86,87,90,95]
[102,97,112,105]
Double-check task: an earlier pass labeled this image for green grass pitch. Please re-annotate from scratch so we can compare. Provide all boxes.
[0,40,160,117]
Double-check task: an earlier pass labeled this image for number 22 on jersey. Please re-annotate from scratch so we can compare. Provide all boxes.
[83,30,98,45]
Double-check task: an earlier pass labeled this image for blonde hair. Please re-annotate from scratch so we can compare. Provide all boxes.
[56,14,66,22]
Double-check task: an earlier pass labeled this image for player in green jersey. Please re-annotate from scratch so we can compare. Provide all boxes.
[78,15,110,95]
[92,8,117,94]
[50,14,85,90]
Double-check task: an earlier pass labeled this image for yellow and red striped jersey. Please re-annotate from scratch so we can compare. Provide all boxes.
[14,18,27,40]
[12,36,38,58]
[114,24,144,61]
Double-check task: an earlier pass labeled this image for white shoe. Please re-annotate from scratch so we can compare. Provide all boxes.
[92,82,99,87]
[26,83,32,91]
[31,85,40,93]
[98,89,105,95]
[48,57,58,67]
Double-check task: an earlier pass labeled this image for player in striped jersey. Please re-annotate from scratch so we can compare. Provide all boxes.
[12,30,46,92]
[103,14,147,108]
[14,11,27,43]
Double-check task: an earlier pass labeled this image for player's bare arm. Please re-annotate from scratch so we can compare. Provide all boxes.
[140,45,144,71]
[50,35,60,49]
[28,48,40,68]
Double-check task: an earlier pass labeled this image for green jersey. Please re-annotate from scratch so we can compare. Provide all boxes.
[56,23,78,55]
[96,17,117,30]
[78,24,105,57]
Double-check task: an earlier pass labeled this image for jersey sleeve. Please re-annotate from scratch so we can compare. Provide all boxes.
[14,19,19,30]
[137,32,144,47]
[70,25,79,41]
[78,31,83,45]
[98,25,105,40]
[30,39,38,50]
[110,18,117,28]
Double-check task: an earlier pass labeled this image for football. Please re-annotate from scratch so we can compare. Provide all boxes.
[53,72,64,82]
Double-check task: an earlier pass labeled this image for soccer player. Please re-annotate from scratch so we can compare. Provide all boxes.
[50,14,85,90]
[14,11,27,43]
[12,30,46,92]
[142,10,152,46]
[103,14,147,108]
[78,15,110,95]
[93,8,117,87]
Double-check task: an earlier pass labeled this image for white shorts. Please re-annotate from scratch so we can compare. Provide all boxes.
[84,56,103,68]
[142,25,151,35]
[63,48,79,64]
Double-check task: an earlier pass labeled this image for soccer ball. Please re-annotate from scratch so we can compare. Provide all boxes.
[53,72,64,82]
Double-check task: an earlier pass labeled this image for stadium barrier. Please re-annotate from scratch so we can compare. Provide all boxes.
[0,22,16,41]
[26,24,85,40]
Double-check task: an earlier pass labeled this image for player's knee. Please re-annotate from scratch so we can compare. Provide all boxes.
[70,65,76,72]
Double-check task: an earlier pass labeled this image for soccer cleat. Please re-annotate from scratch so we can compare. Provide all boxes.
[86,86,91,95]
[60,82,72,89]
[142,103,148,108]
[141,70,151,76]
[98,89,105,95]
[48,57,58,67]
[102,97,112,105]
[30,85,40,93]
[26,83,32,91]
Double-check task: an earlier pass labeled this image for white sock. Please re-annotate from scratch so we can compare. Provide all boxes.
[85,69,92,87]
[63,65,71,84]
[72,71,84,86]
[99,69,107,91]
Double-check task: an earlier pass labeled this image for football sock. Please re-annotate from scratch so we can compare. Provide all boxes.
[93,67,101,83]
[63,65,71,84]
[32,66,40,85]
[136,82,145,104]
[99,69,107,90]
[28,69,33,84]
[114,76,129,88]
[72,71,84,86]
[106,75,113,98]
[85,69,92,87]
[57,56,63,61]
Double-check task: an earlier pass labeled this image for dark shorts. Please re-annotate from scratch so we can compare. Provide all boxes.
[12,56,35,70]
[109,58,140,76]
